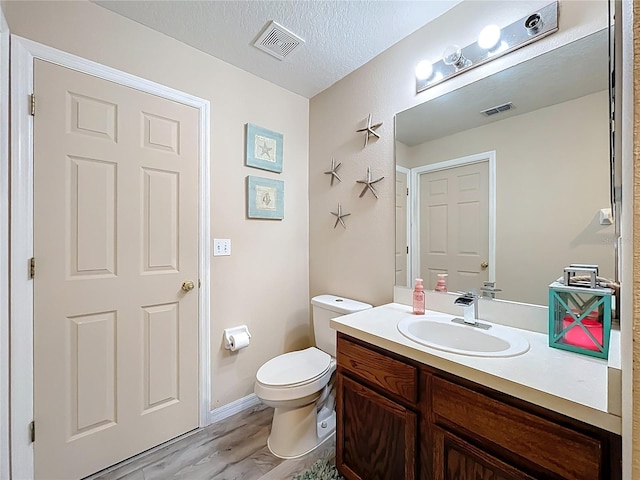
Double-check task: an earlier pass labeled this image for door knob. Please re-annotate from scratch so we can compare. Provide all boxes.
[182,280,195,292]
[480,262,488,270]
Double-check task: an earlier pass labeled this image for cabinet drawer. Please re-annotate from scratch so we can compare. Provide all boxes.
[337,336,417,405]
[431,376,603,480]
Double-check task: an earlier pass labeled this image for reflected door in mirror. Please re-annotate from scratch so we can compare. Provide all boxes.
[418,161,489,293]
[396,166,410,287]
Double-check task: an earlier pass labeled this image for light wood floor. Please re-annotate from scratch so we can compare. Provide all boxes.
[85,405,335,480]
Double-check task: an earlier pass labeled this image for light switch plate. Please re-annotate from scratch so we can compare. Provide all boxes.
[213,238,231,256]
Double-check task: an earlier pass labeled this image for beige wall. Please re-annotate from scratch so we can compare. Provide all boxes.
[3,0,310,409]
[309,0,609,308]
[400,91,614,306]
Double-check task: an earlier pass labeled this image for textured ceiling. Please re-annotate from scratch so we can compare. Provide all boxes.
[93,0,462,98]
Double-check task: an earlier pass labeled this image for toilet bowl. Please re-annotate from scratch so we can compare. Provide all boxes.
[254,295,372,459]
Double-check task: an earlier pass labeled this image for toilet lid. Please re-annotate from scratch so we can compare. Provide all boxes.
[256,347,331,387]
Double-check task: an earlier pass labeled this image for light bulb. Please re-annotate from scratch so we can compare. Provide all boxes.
[442,44,462,66]
[478,24,501,50]
[415,60,433,81]
[442,44,470,69]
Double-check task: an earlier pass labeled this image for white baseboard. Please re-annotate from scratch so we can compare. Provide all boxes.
[209,393,262,424]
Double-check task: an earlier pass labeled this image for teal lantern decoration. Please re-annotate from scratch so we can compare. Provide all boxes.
[548,265,612,359]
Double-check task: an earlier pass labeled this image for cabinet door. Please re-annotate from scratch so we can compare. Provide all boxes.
[431,375,604,479]
[433,427,536,480]
[337,373,417,480]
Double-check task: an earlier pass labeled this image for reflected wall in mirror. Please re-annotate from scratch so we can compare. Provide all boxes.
[395,29,616,306]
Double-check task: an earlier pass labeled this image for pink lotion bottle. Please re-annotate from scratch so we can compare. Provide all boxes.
[413,278,425,315]
[435,273,448,292]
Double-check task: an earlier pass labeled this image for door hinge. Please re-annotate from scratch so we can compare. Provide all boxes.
[406,246,409,254]
[30,94,36,116]
[198,279,201,288]
[29,421,35,443]
[406,187,409,196]
[29,257,36,279]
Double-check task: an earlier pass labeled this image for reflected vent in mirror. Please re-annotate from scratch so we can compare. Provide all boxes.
[253,21,305,60]
[481,102,514,117]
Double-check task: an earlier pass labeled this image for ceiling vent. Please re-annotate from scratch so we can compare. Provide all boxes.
[481,102,515,117]
[253,21,305,61]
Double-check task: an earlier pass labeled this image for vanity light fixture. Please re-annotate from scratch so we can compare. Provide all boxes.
[415,1,558,93]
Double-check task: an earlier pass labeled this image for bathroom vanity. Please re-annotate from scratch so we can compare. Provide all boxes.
[332,304,622,480]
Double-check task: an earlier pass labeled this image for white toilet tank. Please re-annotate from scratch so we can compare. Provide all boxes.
[311,295,372,356]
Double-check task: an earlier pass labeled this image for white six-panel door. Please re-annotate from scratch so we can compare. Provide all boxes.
[33,59,200,479]
[418,161,489,293]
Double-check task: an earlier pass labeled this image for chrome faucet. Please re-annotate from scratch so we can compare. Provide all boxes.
[454,293,479,326]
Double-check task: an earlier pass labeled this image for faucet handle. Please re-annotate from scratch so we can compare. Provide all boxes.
[455,291,478,299]
[480,281,502,299]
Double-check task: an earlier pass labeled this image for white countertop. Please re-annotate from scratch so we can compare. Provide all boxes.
[331,303,622,434]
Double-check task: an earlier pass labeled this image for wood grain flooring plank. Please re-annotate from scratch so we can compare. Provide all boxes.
[87,404,334,480]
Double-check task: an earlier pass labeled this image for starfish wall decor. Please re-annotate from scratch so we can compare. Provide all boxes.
[356,167,384,199]
[330,203,351,229]
[356,114,383,148]
[257,139,273,160]
[323,158,342,186]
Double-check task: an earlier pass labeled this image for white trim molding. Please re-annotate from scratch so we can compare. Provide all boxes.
[395,165,412,288]
[409,151,497,288]
[0,8,10,480]
[10,36,212,478]
[209,394,262,425]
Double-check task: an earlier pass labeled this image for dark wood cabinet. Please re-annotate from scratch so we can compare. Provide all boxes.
[432,426,536,480]
[336,373,417,480]
[336,333,622,480]
[336,335,418,480]
[430,376,608,479]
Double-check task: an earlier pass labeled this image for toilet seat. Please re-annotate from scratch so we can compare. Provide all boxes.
[255,347,335,403]
[256,347,331,387]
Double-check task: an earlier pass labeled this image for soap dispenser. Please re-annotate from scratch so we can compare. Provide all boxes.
[413,278,425,315]
[435,273,448,292]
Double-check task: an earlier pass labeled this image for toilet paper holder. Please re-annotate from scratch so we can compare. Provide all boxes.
[223,325,252,350]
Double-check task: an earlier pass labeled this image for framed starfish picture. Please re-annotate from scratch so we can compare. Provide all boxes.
[245,123,283,173]
[246,176,284,220]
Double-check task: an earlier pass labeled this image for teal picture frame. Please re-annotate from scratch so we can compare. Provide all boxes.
[245,123,283,173]
[247,176,284,220]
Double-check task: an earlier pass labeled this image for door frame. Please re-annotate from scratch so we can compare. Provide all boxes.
[10,36,212,479]
[395,165,411,287]
[410,151,496,288]
[0,8,10,480]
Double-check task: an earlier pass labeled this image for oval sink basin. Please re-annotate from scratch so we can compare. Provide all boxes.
[397,315,529,357]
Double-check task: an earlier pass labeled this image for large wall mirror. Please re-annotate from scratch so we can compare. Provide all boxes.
[395,28,617,306]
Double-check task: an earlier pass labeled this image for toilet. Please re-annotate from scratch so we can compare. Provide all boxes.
[254,294,372,459]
